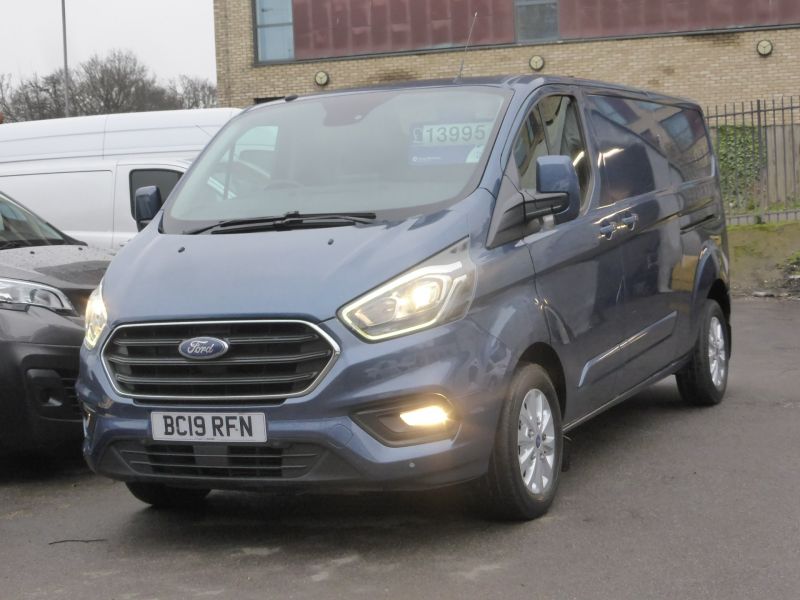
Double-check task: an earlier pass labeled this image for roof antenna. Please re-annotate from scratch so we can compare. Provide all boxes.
[455,11,479,83]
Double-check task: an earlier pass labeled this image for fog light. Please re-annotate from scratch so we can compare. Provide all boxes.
[399,405,449,427]
[352,396,458,446]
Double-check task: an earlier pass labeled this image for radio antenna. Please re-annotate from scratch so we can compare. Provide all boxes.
[455,11,479,83]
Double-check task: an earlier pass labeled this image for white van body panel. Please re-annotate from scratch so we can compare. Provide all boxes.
[0,108,240,164]
[0,166,113,248]
[0,109,239,248]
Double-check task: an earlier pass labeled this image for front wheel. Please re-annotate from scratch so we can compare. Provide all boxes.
[480,364,563,521]
[676,299,730,406]
[126,482,210,508]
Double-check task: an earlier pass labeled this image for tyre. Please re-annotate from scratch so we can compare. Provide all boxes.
[480,364,563,521]
[676,299,730,406]
[126,482,210,508]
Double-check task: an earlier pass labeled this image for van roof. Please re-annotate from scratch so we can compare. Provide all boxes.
[260,75,700,112]
[0,108,241,165]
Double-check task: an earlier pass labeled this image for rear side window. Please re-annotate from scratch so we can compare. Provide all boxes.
[129,169,182,217]
[587,95,712,205]
[659,108,713,182]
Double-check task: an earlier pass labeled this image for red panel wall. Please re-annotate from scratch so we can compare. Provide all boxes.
[560,0,800,39]
[292,0,515,60]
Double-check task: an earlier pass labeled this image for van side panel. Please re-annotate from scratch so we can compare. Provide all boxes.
[0,170,114,248]
[584,95,715,391]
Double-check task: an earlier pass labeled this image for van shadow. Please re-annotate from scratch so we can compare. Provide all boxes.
[0,446,88,485]
[113,380,692,555]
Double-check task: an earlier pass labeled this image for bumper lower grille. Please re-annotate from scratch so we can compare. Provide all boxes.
[115,442,322,479]
[102,320,338,403]
[58,373,82,419]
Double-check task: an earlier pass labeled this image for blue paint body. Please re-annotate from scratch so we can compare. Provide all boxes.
[78,76,730,491]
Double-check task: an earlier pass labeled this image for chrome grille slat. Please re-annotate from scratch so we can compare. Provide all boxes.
[121,449,318,459]
[114,442,323,479]
[105,349,331,366]
[112,333,319,347]
[128,460,300,471]
[101,320,339,403]
[114,372,318,386]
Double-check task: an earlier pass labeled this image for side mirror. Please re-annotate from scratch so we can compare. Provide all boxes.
[133,186,162,232]
[524,155,581,225]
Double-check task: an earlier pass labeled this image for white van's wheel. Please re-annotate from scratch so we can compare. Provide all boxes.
[482,364,563,520]
[676,300,730,406]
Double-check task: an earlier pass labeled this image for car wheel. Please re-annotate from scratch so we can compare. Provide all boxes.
[125,482,210,508]
[676,299,730,406]
[481,364,563,521]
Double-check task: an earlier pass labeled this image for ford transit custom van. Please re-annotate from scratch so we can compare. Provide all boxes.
[78,77,730,520]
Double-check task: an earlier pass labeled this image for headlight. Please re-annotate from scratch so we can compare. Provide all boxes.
[84,283,107,350]
[339,239,476,341]
[0,277,75,313]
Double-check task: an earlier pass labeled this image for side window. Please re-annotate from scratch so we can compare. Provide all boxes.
[129,170,182,217]
[512,106,548,190]
[659,108,713,182]
[511,95,591,208]
[587,95,670,205]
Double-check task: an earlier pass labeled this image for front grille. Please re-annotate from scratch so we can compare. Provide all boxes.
[102,320,338,402]
[115,441,322,479]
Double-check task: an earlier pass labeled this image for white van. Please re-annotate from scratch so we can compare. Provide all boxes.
[0,108,240,248]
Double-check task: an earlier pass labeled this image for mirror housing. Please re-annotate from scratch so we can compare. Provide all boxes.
[133,186,162,231]
[525,155,581,225]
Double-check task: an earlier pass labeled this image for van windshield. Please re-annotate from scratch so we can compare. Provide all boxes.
[163,86,510,232]
[0,192,68,249]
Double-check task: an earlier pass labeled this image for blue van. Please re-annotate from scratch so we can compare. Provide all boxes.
[78,76,730,520]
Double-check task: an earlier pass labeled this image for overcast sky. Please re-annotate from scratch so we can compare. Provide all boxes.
[0,0,217,83]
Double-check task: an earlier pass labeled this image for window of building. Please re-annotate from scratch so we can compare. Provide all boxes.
[255,0,294,62]
[516,0,559,42]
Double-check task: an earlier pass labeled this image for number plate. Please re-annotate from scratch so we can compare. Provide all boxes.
[150,412,267,443]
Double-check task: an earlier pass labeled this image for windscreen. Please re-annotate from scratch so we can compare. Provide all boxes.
[163,87,510,232]
[0,192,67,249]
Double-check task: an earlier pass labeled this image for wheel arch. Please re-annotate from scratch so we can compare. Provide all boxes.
[517,342,567,418]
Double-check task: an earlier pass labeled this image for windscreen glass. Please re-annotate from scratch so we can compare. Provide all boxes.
[163,87,510,232]
[0,193,67,249]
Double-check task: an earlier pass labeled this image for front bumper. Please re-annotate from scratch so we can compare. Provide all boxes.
[78,317,513,491]
[0,307,85,451]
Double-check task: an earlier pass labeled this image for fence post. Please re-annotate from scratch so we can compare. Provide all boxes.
[756,99,765,224]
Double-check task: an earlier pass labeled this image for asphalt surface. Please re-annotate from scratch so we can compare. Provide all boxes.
[1,298,799,600]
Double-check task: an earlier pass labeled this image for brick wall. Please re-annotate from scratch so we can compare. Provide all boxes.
[215,0,800,110]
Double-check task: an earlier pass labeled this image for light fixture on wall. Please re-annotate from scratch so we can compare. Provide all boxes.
[529,55,545,72]
[756,39,774,57]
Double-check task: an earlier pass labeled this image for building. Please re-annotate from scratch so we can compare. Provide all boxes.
[214,1,800,108]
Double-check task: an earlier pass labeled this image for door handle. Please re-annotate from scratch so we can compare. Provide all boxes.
[599,220,618,239]
[621,213,638,230]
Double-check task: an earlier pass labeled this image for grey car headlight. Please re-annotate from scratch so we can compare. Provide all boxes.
[339,239,477,341]
[83,282,107,350]
[0,277,75,313]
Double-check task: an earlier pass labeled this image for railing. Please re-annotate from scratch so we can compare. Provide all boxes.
[705,97,800,225]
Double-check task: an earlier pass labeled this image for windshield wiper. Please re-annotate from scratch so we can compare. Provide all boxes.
[0,240,30,250]
[185,212,377,235]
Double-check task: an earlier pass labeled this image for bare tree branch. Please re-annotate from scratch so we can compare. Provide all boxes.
[0,50,216,122]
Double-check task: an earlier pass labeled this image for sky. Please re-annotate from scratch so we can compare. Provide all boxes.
[0,0,217,83]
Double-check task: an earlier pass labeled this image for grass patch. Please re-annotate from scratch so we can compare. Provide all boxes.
[728,222,800,294]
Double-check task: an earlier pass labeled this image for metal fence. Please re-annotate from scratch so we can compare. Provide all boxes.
[705,97,800,225]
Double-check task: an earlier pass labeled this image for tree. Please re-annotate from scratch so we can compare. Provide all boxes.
[73,50,182,114]
[0,50,216,122]
[168,75,217,109]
